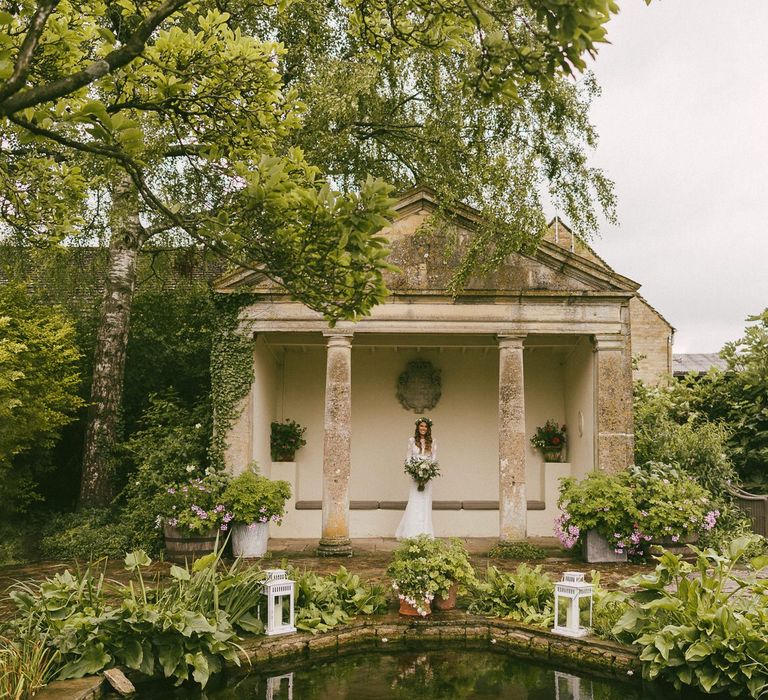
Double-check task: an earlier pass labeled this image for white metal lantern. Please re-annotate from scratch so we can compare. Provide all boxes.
[262,569,296,636]
[551,571,593,638]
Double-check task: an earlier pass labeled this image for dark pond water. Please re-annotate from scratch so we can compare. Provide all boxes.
[125,650,672,699]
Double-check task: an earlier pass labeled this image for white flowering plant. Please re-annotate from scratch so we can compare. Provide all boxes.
[404,456,440,491]
[158,468,233,535]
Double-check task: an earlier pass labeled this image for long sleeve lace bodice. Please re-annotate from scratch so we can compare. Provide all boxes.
[406,436,437,460]
[397,437,436,540]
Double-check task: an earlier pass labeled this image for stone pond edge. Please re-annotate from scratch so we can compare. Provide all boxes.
[36,613,641,699]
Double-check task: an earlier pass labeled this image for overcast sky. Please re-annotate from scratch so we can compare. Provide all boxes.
[574,0,768,353]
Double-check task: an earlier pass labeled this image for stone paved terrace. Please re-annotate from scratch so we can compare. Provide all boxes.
[0,537,651,622]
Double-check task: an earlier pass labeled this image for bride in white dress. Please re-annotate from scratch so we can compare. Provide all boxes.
[396,417,437,539]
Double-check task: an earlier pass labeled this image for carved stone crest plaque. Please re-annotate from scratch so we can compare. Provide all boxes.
[396,360,442,413]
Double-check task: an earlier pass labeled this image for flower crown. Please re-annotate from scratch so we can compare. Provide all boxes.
[415,417,433,427]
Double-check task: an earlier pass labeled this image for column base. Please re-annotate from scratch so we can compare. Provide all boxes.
[316,537,353,557]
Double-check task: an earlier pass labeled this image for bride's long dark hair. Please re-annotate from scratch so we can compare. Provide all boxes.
[413,419,433,453]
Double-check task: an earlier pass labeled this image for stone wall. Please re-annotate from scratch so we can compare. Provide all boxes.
[630,296,673,385]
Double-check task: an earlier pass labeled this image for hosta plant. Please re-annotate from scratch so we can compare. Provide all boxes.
[4,548,267,688]
[288,566,387,634]
[614,535,768,698]
[468,563,554,627]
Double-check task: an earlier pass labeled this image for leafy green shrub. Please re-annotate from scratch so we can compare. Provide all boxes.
[387,536,477,612]
[288,566,388,634]
[614,535,768,698]
[5,548,266,688]
[270,419,306,461]
[557,463,720,558]
[221,469,292,525]
[118,395,213,553]
[488,541,546,560]
[685,310,768,490]
[634,377,751,545]
[634,380,737,494]
[38,509,132,560]
[468,564,554,626]
[555,470,638,550]
[0,284,83,520]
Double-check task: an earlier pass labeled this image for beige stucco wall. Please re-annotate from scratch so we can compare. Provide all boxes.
[630,297,673,385]
[251,336,278,476]
[259,336,595,538]
[563,339,595,481]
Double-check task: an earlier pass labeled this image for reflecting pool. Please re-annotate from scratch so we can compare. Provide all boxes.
[125,650,670,699]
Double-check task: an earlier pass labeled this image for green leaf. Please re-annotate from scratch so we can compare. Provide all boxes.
[182,611,216,636]
[121,637,143,669]
[192,553,217,572]
[125,550,151,570]
[654,635,673,661]
[186,651,210,687]
[235,611,264,634]
[57,644,111,679]
[170,565,190,581]
[684,640,713,663]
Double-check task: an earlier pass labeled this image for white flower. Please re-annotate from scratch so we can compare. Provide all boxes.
[626,670,634,676]
[186,464,196,473]
[381,638,388,643]
[491,638,497,644]
[195,423,202,429]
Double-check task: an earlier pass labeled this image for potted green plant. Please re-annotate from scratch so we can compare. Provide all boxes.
[387,536,477,614]
[530,419,567,462]
[157,468,232,562]
[270,419,307,462]
[431,538,477,610]
[222,468,292,558]
[556,462,719,562]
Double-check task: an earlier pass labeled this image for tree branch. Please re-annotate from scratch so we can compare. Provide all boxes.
[0,0,190,117]
[0,0,60,103]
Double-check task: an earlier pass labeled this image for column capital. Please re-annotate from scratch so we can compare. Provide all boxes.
[592,333,624,352]
[497,333,526,349]
[322,329,354,346]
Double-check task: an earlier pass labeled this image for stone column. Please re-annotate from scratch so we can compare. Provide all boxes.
[317,331,354,557]
[498,335,527,541]
[593,333,634,474]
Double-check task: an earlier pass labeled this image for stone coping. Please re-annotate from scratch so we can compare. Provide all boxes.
[39,614,640,698]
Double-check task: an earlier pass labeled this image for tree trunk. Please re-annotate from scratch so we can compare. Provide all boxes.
[79,173,143,508]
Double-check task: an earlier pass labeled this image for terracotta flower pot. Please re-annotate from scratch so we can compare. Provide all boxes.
[399,598,431,617]
[433,583,458,611]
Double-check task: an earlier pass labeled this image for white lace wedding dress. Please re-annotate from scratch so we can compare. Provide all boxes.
[395,436,437,540]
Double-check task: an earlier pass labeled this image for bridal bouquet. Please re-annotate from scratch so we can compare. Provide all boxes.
[404,456,440,491]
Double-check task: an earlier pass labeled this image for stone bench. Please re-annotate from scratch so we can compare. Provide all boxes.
[295,500,545,511]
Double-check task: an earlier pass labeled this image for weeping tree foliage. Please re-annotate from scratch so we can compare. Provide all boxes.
[0,0,639,506]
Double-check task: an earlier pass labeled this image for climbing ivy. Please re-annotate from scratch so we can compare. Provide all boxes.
[209,293,257,469]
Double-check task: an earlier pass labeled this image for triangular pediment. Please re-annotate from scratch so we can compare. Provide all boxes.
[215,185,640,295]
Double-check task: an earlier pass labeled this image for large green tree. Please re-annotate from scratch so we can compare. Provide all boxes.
[0,284,83,515]
[1,0,632,506]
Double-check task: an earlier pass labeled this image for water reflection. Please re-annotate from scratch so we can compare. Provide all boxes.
[128,650,653,699]
[554,670,594,700]
[265,672,293,700]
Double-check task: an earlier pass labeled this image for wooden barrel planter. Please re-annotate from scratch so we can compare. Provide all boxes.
[163,524,219,563]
